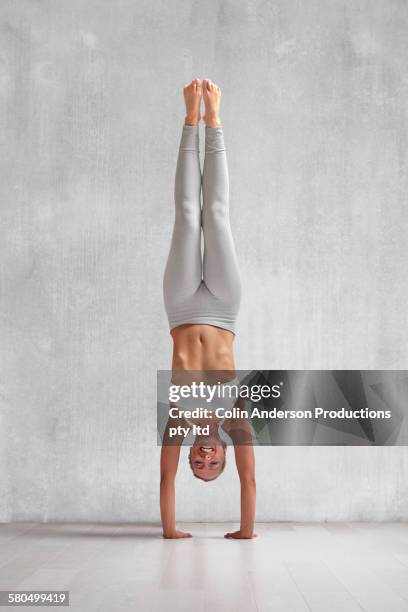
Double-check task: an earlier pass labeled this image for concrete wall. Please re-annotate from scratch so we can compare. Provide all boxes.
[1,0,408,522]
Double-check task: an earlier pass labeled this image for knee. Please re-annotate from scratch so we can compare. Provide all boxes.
[202,199,228,224]
[175,199,201,228]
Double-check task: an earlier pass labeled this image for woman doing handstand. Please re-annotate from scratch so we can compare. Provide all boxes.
[161,79,256,539]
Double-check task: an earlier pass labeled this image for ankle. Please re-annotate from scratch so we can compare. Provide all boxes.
[185,114,201,126]
[204,114,221,128]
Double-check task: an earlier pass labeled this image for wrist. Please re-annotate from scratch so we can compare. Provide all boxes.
[239,528,254,538]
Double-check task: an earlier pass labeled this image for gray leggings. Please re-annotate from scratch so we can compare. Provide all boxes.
[163,124,241,334]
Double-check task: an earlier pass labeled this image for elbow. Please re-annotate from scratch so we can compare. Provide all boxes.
[240,475,256,487]
[160,473,175,487]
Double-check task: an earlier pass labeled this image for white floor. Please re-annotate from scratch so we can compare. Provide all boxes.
[1,523,408,611]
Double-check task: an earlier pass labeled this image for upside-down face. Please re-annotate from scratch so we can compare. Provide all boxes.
[189,442,226,481]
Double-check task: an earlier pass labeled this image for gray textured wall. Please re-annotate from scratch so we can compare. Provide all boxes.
[1,0,408,522]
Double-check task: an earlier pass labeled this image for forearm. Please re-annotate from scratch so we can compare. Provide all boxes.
[160,478,176,536]
[240,479,256,535]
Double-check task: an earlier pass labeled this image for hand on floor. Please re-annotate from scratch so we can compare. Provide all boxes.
[224,530,257,539]
[163,530,192,539]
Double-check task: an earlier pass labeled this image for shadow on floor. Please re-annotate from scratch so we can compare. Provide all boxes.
[22,523,164,539]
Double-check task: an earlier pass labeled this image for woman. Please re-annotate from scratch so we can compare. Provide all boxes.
[160,79,256,539]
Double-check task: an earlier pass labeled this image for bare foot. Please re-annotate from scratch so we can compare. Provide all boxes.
[202,79,221,127]
[183,79,202,126]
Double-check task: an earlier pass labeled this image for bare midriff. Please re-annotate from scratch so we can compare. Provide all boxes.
[170,324,236,384]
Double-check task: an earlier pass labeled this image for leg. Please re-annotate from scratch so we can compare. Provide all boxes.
[163,123,202,311]
[164,78,203,314]
[202,124,241,307]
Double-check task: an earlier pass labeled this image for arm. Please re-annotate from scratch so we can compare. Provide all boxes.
[225,445,256,539]
[160,414,192,539]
